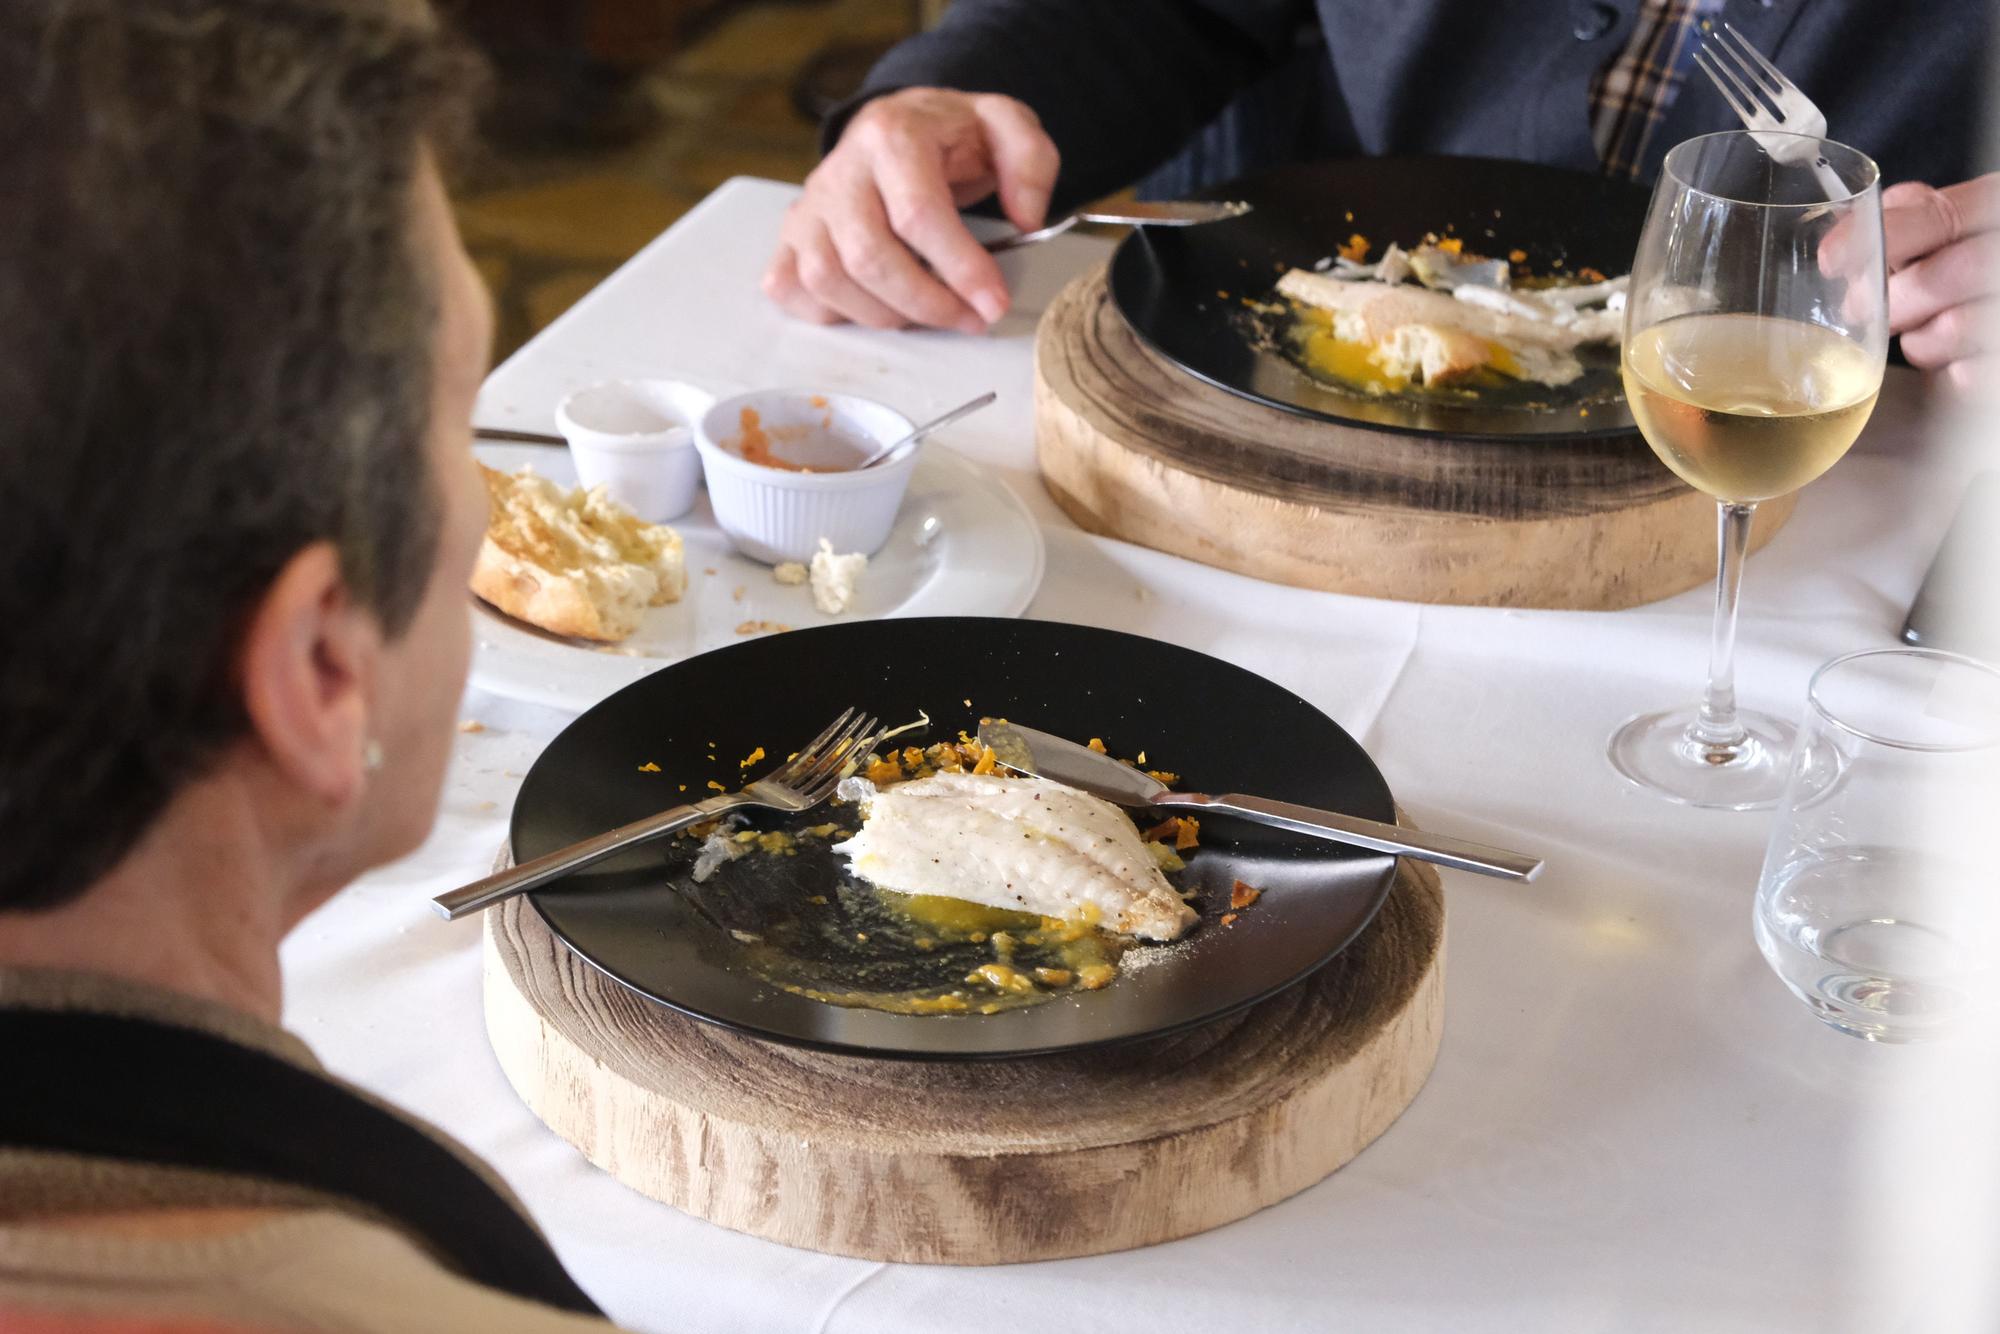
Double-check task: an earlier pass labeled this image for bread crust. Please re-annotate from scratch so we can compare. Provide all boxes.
[470,464,684,643]
[471,540,628,641]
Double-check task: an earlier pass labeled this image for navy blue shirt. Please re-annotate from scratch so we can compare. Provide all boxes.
[838,0,1993,210]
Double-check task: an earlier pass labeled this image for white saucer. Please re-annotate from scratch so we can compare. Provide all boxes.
[468,441,1046,712]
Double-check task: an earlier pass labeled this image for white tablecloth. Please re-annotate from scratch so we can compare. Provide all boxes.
[280,178,1996,1334]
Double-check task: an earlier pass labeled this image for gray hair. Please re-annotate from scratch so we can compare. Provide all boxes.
[0,0,481,910]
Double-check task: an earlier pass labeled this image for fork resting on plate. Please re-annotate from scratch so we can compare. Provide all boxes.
[431,708,877,921]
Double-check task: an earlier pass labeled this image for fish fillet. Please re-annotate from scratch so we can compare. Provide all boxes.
[833,772,1197,941]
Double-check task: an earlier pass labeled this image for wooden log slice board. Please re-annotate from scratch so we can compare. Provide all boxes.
[483,852,1445,1265]
[1034,263,1795,610]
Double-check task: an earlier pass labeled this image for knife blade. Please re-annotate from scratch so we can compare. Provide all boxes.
[978,721,1544,883]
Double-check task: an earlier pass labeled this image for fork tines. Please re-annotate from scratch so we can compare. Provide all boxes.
[764,708,878,799]
[1694,23,1791,125]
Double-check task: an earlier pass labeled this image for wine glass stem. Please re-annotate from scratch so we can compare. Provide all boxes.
[1693,501,1757,756]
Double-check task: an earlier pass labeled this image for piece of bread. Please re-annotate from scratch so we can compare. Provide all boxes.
[470,464,685,642]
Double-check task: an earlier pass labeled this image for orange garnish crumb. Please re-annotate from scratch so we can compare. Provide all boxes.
[1507,248,1528,263]
[1146,770,1180,785]
[1336,233,1369,263]
[970,745,998,776]
[706,780,726,792]
[1221,913,1239,927]
[864,757,903,786]
[1142,816,1202,850]
[1229,880,1262,910]
[738,746,765,769]
[637,761,661,773]
[1578,266,1606,282]
[1086,737,1109,754]
[1436,236,1464,255]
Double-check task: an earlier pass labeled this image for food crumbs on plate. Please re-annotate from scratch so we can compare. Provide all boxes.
[1508,248,1528,263]
[1578,266,1606,282]
[772,561,808,586]
[1342,209,1354,222]
[637,761,661,773]
[739,746,766,769]
[970,745,998,776]
[678,784,687,792]
[706,780,726,792]
[735,619,792,635]
[963,698,971,708]
[1086,737,1108,754]
[1336,232,1369,262]
[1216,289,1230,300]
[1077,964,1116,990]
[1221,913,1239,927]
[809,395,828,408]
[1436,236,1464,255]
[731,585,746,602]
[1135,750,1146,765]
[703,567,718,577]
[1229,880,1262,910]
[1146,769,1180,784]
[458,719,485,734]
[1142,816,1200,850]
[476,800,497,812]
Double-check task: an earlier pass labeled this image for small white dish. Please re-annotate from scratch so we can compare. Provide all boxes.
[694,389,917,564]
[556,379,714,522]
[468,439,1046,713]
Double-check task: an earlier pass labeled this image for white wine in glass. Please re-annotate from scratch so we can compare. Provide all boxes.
[1609,132,1887,809]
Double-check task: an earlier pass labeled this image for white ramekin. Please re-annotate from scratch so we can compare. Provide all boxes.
[694,389,917,564]
[555,379,715,522]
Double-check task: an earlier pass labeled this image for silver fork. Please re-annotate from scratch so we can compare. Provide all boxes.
[1694,23,1850,199]
[431,707,878,921]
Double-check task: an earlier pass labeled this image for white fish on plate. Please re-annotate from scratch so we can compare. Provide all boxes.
[832,771,1197,941]
[1278,241,1628,389]
[1276,270,1590,385]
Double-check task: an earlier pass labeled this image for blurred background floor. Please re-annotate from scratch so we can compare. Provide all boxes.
[451,0,930,359]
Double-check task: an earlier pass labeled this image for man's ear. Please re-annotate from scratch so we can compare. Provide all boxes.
[236,542,380,809]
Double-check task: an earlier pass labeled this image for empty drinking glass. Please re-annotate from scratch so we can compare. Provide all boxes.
[1754,648,2000,1042]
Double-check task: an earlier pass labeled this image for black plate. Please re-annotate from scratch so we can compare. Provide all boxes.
[1109,155,1653,441]
[512,617,1397,1060]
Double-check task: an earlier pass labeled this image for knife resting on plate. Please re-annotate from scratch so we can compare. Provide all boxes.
[979,721,1543,882]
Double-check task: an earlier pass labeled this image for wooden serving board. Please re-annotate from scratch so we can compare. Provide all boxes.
[483,852,1445,1265]
[1034,264,1795,610]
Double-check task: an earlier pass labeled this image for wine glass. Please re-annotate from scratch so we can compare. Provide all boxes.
[1609,131,1887,810]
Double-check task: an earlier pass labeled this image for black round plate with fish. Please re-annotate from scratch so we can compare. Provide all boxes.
[1109,155,1653,440]
[512,617,1398,1060]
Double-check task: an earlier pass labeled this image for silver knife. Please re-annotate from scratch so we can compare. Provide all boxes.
[982,200,1251,254]
[978,721,1543,883]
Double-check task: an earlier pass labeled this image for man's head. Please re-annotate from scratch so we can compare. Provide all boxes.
[0,0,491,915]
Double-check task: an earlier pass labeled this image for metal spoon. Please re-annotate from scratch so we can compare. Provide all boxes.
[854,391,996,470]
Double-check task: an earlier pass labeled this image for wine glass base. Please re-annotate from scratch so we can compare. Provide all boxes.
[1607,705,1796,810]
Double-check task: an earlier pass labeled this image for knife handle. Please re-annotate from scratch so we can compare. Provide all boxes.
[1156,793,1543,883]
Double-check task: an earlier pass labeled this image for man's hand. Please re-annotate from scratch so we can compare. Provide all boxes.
[762,88,1060,333]
[1881,174,1999,395]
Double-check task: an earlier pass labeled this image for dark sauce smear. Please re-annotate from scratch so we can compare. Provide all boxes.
[661,799,1183,1018]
